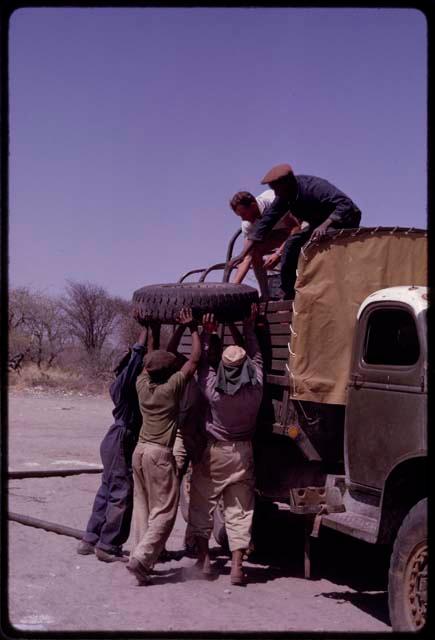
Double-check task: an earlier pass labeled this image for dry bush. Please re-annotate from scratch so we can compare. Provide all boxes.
[8,363,111,395]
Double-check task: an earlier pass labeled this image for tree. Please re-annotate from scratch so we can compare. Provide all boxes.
[61,281,124,366]
[9,288,68,368]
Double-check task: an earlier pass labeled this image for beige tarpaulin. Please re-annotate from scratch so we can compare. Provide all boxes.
[288,228,427,405]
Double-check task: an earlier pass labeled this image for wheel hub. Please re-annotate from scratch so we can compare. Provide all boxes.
[406,542,427,630]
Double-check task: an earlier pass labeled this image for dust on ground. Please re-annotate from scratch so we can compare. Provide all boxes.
[6,390,392,634]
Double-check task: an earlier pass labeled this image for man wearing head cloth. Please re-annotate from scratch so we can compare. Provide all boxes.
[126,308,201,585]
[187,305,263,586]
[230,164,362,299]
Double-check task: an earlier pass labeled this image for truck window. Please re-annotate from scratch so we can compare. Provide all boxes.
[364,309,420,366]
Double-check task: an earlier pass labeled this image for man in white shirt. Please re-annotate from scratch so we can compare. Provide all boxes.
[229,190,300,299]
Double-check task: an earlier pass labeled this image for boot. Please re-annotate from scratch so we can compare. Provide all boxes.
[194,536,212,577]
[230,549,246,585]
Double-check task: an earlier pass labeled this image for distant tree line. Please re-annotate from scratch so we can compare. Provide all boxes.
[8,281,139,376]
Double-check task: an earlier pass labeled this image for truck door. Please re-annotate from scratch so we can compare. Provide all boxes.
[345,303,426,490]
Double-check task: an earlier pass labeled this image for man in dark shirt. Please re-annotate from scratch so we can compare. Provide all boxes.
[77,327,147,562]
[230,164,362,299]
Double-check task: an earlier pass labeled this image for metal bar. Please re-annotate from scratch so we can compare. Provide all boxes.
[198,263,226,282]
[178,268,207,283]
[8,467,103,479]
[8,512,85,540]
[223,229,243,282]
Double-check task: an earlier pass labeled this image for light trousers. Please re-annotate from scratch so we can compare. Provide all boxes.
[131,442,179,570]
[188,438,255,552]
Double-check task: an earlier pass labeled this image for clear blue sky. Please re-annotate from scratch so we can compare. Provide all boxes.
[9,7,427,299]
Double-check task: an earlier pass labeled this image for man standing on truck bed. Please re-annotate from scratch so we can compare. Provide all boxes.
[230,164,362,299]
[229,190,300,299]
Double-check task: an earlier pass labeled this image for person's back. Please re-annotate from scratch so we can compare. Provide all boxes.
[126,309,201,585]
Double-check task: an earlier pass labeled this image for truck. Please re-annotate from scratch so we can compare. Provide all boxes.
[132,225,427,632]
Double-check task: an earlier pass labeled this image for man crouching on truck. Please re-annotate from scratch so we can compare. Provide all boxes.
[230,164,362,299]
[126,308,201,585]
[188,304,263,586]
[229,190,300,299]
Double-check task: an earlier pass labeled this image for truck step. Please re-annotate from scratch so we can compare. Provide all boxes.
[321,511,378,543]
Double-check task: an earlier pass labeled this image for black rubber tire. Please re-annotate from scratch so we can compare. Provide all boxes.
[388,498,427,631]
[132,282,259,324]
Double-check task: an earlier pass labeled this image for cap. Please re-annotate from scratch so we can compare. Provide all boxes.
[221,345,247,367]
[261,163,293,185]
[144,350,177,374]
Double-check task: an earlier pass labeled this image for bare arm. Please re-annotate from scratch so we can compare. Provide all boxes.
[229,237,256,269]
[166,324,186,354]
[176,308,201,380]
[232,238,253,283]
[228,322,244,347]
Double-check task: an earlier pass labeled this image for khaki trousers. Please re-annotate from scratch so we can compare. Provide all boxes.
[188,439,255,552]
[131,442,179,570]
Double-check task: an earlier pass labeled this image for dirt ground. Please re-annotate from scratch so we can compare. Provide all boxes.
[6,389,392,634]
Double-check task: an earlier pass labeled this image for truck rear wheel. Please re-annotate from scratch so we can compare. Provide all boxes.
[388,498,427,631]
[132,282,259,324]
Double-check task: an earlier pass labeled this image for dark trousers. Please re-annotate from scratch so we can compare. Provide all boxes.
[280,213,361,297]
[83,424,136,554]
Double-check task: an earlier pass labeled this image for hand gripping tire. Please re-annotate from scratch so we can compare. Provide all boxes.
[132,282,259,324]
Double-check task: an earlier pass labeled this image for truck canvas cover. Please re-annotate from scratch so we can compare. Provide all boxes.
[288,227,427,405]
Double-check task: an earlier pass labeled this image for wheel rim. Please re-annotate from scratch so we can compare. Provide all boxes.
[405,540,427,630]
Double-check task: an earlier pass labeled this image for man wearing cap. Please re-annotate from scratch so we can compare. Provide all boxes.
[229,190,300,299]
[188,305,263,586]
[230,164,362,299]
[126,308,201,585]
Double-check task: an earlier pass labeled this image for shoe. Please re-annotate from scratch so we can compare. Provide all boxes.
[126,558,151,585]
[95,547,128,563]
[157,548,172,563]
[230,549,246,586]
[77,540,95,555]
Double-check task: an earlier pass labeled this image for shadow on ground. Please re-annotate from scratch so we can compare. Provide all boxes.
[246,504,391,626]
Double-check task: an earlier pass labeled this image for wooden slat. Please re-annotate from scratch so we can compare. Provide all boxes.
[259,300,293,313]
[271,347,289,359]
[269,335,290,346]
[266,373,290,387]
[270,359,287,371]
[263,311,293,324]
[263,323,292,335]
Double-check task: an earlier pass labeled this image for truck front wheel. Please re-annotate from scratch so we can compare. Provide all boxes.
[388,498,427,631]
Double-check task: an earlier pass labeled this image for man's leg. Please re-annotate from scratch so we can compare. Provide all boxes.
[95,427,134,557]
[220,441,255,585]
[280,227,312,298]
[130,444,179,572]
[80,428,113,550]
[130,443,149,551]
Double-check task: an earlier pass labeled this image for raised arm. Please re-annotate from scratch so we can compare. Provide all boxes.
[228,321,244,348]
[166,324,186,355]
[177,308,201,380]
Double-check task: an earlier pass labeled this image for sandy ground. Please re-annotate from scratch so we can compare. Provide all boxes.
[6,389,392,634]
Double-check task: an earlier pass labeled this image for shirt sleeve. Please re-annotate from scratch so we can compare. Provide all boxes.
[243,326,264,386]
[109,343,146,405]
[248,196,290,242]
[309,177,360,225]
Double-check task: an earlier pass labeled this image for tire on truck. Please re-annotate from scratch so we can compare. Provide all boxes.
[132,282,259,324]
[388,498,427,632]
